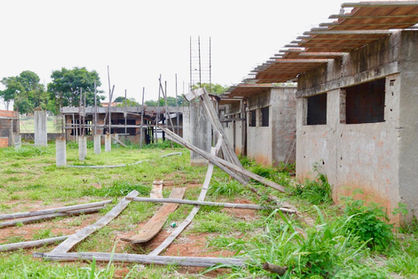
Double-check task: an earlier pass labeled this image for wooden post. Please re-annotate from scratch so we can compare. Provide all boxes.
[140,87,145,148]
[175,73,179,135]
[124,89,128,135]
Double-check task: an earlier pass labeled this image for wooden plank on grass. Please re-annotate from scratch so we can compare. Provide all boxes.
[50,191,139,253]
[121,187,185,244]
[0,207,103,228]
[0,200,112,221]
[34,252,246,267]
[150,180,163,199]
[0,236,68,252]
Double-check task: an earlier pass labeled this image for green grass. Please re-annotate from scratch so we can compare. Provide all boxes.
[0,144,416,278]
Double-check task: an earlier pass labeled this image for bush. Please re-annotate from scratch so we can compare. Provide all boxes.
[342,198,394,252]
[292,172,332,204]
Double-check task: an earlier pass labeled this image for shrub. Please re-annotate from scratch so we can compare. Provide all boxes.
[292,172,332,204]
[342,198,394,252]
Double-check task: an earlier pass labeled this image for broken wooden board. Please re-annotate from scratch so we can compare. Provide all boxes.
[121,187,185,244]
[150,180,164,199]
[50,190,139,253]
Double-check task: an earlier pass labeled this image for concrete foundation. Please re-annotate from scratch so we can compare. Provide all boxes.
[34,110,47,146]
[189,100,211,166]
[295,31,418,222]
[56,137,67,167]
[94,135,101,154]
[104,134,111,152]
[78,136,87,161]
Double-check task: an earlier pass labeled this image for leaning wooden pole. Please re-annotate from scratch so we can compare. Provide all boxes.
[34,252,246,267]
[161,127,286,192]
[0,236,69,252]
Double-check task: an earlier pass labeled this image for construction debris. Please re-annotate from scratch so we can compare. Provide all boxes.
[121,187,185,244]
[0,236,69,252]
[50,191,139,253]
[0,207,104,228]
[0,200,112,221]
[34,252,246,267]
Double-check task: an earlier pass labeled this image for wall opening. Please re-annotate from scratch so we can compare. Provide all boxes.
[307,93,327,125]
[249,110,256,127]
[260,106,269,127]
[344,78,385,124]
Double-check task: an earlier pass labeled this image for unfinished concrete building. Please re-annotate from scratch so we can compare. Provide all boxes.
[219,84,297,166]
[0,110,19,148]
[251,2,418,221]
[61,106,184,144]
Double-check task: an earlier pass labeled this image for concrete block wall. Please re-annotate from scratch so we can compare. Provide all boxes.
[296,30,417,222]
[247,88,296,166]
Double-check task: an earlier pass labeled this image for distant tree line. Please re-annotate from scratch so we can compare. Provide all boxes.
[0,69,229,114]
[0,67,103,114]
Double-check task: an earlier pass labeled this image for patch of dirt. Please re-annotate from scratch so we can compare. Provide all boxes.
[221,198,258,221]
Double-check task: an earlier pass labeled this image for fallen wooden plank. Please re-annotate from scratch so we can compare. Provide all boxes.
[34,252,246,267]
[150,180,163,199]
[0,207,103,228]
[121,187,185,244]
[0,236,68,252]
[0,200,112,221]
[161,127,286,192]
[149,136,223,256]
[112,136,128,147]
[127,197,283,211]
[50,191,139,253]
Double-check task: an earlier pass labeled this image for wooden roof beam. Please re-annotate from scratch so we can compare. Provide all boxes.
[329,14,418,19]
[284,44,301,48]
[299,52,348,57]
[304,30,392,35]
[279,49,304,53]
[320,22,418,27]
[271,59,331,63]
[341,1,418,8]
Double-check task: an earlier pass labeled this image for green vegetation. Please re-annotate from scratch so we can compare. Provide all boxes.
[0,144,416,278]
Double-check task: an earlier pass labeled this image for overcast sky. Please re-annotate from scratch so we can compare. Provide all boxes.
[0,0,348,108]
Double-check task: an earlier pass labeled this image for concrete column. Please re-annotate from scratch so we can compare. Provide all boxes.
[189,100,211,166]
[56,137,67,167]
[78,136,87,161]
[34,110,47,146]
[105,134,111,152]
[113,134,119,144]
[94,134,101,154]
[14,135,21,150]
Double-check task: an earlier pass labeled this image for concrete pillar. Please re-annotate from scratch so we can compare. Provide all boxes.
[34,110,47,146]
[14,135,21,150]
[56,137,67,167]
[189,100,211,166]
[105,134,111,152]
[78,136,87,161]
[94,134,101,154]
[113,134,119,144]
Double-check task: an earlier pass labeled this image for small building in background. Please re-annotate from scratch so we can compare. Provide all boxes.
[219,83,297,166]
[0,110,19,148]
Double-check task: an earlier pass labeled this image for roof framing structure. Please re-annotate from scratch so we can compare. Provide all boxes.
[251,1,418,83]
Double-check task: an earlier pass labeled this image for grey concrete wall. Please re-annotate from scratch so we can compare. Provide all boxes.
[247,88,297,166]
[34,110,47,146]
[295,31,418,222]
[398,31,418,221]
[189,100,211,165]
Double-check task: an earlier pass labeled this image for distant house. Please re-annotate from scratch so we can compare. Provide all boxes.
[0,110,19,148]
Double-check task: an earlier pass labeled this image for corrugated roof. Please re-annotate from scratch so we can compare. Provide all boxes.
[253,1,418,83]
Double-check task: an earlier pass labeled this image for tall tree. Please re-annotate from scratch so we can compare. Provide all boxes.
[0,71,47,113]
[47,67,104,110]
